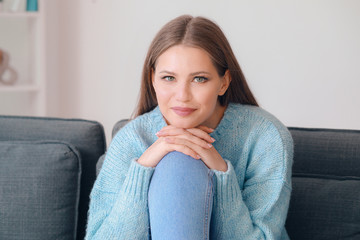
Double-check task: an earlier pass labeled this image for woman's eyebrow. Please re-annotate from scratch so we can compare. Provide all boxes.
[158,70,176,75]
[190,71,211,76]
[158,70,211,76]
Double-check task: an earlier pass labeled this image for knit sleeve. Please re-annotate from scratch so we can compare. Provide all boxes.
[210,123,293,239]
[85,125,155,239]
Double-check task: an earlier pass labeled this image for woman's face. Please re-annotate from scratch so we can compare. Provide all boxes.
[152,44,230,129]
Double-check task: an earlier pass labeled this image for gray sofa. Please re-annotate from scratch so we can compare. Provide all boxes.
[0,115,106,240]
[1,115,359,240]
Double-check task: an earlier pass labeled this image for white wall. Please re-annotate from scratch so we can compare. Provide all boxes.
[49,0,360,145]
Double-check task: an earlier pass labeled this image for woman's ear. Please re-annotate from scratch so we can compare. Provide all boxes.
[219,70,231,96]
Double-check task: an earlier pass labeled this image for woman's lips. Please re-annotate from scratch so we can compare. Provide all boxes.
[171,107,196,117]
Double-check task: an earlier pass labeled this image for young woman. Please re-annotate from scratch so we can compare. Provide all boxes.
[86,15,293,240]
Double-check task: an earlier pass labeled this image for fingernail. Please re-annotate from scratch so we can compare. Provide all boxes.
[207,143,213,148]
[211,138,216,142]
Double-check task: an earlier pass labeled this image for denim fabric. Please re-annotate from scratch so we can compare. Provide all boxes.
[148,151,215,240]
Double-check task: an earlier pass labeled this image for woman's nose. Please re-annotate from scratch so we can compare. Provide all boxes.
[176,82,192,102]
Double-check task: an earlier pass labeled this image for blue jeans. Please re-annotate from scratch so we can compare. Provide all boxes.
[148,151,215,240]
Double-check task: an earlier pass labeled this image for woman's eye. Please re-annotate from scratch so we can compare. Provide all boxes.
[162,76,175,81]
[194,76,208,83]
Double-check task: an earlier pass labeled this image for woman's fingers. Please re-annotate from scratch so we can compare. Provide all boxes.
[185,128,215,144]
[178,134,213,149]
[157,125,215,144]
[156,127,186,137]
[157,129,213,149]
[165,136,208,156]
[165,139,201,159]
[138,134,202,167]
[196,125,214,134]
[158,125,214,134]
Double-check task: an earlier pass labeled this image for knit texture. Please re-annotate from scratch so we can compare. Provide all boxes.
[85,103,294,239]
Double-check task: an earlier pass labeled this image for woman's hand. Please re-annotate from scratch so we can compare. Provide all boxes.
[137,125,212,168]
[160,126,228,172]
[137,125,228,172]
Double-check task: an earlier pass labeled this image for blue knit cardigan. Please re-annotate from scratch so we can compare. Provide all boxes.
[85,103,294,239]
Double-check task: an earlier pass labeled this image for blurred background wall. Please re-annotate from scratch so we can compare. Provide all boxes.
[25,0,360,144]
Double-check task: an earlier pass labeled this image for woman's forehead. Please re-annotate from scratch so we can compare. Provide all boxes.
[155,45,216,74]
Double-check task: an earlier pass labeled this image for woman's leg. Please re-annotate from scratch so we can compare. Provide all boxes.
[148,151,215,240]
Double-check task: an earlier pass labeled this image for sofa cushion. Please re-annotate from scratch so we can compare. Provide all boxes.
[111,119,129,138]
[0,115,106,240]
[286,128,360,240]
[0,141,81,240]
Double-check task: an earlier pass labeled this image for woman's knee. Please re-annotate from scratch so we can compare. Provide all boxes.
[149,151,214,202]
[156,151,209,177]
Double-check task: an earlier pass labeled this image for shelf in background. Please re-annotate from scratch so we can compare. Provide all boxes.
[0,84,40,92]
[0,0,45,116]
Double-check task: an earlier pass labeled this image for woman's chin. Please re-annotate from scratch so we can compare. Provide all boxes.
[167,120,198,129]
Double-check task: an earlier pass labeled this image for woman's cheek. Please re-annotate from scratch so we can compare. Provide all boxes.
[196,88,218,105]
[156,87,173,102]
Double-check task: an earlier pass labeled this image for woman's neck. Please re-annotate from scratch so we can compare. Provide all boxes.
[201,102,227,129]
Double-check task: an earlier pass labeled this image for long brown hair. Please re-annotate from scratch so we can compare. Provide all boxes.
[133,15,258,118]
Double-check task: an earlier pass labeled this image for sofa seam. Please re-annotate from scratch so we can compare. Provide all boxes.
[288,126,360,134]
[293,173,360,181]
